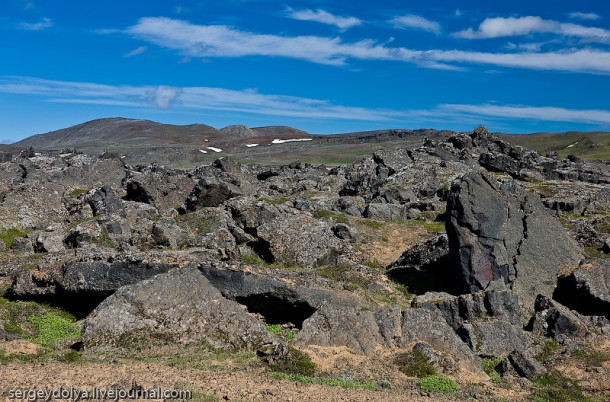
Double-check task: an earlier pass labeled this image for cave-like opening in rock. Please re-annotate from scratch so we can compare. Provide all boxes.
[553,275,610,320]
[235,293,316,330]
[123,181,152,204]
[7,288,112,320]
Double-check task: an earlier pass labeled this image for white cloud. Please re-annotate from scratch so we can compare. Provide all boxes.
[146,85,182,108]
[123,46,148,57]
[0,76,403,121]
[287,8,361,29]
[568,12,601,21]
[17,17,53,31]
[438,104,610,125]
[454,16,610,41]
[390,14,441,34]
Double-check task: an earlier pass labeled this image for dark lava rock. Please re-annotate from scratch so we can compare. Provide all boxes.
[446,172,583,310]
[554,259,610,320]
[508,350,547,379]
[83,267,278,350]
[185,174,244,210]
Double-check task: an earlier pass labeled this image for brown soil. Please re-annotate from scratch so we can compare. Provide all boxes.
[0,362,439,401]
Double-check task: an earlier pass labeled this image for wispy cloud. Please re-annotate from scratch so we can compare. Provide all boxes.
[122,17,610,74]
[286,8,361,29]
[16,17,53,31]
[454,16,610,41]
[123,46,148,58]
[438,104,610,125]
[0,76,402,121]
[568,12,601,21]
[390,14,441,34]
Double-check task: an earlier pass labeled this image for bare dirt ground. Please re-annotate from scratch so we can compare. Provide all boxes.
[0,362,439,401]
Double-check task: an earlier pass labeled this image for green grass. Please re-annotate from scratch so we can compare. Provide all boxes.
[416,375,459,394]
[531,372,590,402]
[399,219,446,233]
[313,209,349,224]
[362,259,383,270]
[482,356,503,384]
[394,349,437,378]
[265,324,297,341]
[572,347,610,367]
[259,197,290,205]
[536,340,560,363]
[175,211,218,236]
[499,132,610,161]
[360,219,384,229]
[270,372,377,390]
[0,227,30,248]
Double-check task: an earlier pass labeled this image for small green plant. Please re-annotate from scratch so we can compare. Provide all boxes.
[395,349,436,378]
[316,262,350,282]
[531,372,588,401]
[268,346,316,376]
[93,230,116,249]
[380,236,389,243]
[240,254,265,266]
[67,188,90,198]
[363,259,382,270]
[536,340,560,363]
[482,356,503,384]
[416,375,459,394]
[313,209,349,224]
[266,324,282,335]
[27,310,80,348]
[360,219,383,229]
[0,227,30,248]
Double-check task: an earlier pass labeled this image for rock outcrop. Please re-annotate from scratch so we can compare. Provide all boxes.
[446,172,583,310]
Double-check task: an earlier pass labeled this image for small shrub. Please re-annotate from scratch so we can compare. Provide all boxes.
[416,375,459,394]
[268,346,316,376]
[531,372,587,401]
[395,349,436,378]
[482,356,503,384]
[0,227,29,248]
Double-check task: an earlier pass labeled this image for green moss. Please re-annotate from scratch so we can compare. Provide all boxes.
[266,324,297,342]
[395,349,437,378]
[380,236,389,243]
[482,356,503,384]
[313,209,349,224]
[266,324,282,335]
[0,227,30,248]
[531,372,589,401]
[316,262,350,282]
[27,310,80,348]
[67,188,90,198]
[416,375,459,394]
[270,372,377,390]
[399,219,446,233]
[240,254,265,266]
[268,346,316,376]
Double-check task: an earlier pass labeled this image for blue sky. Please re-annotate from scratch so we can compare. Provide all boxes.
[1,0,610,142]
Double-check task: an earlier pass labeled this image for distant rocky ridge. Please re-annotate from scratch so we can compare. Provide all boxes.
[1,126,609,394]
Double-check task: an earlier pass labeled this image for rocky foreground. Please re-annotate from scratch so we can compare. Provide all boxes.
[1,127,609,400]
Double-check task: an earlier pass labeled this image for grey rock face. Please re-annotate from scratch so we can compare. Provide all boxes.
[10,237,34,253]
[555,259,610,320]
[83,267,278,350]
[446,172,583,310]
[421,288,529,356]
[185,175,244,210]
[257,215,342,268]
[508,350,547,379]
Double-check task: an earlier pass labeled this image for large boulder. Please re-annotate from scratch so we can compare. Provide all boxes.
[185,174,244,210]
[256,215,342,268]
[554,259,610,320]
[82,267,278,350]
[446,172,583,310]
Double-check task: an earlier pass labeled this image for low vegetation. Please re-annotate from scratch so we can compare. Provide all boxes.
[531,372,589,401]
[536,340,560,363]
[0,227,29,248]
[394,349,436,378]
[269,372,377,390]
[313,209,349,224]
[416,375,459,394]
[482,356,503,384]
[267,346,316,376]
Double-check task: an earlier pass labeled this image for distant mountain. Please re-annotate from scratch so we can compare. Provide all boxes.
[15,118,220,149]
[251,126,310,138]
